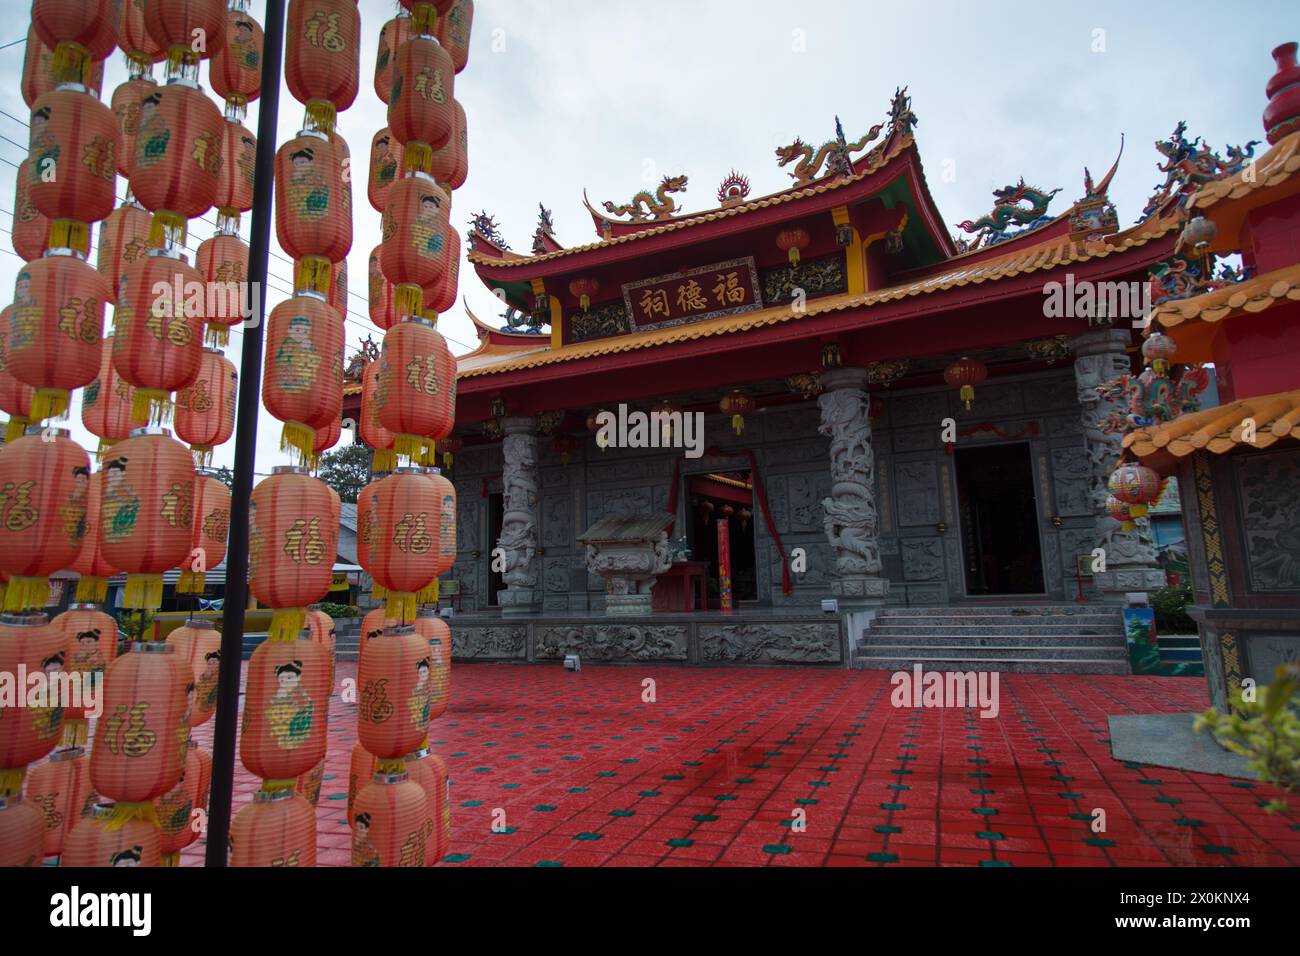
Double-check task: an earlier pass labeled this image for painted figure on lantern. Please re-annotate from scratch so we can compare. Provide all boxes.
[29,106,58,173]
[71,626,106,670]
[267,660,314,749]
[415,193,446,259]
[62,465,90,541]
[408,657,432,726]
[101,456,140,544]
[373,134,398,187]
[197,649,221,713]
[275,315,321,392]
[111,847,143,867]
[135,94,169,168]
[288,147,329,219]
[352,812,380,867]
[231,18,260,69]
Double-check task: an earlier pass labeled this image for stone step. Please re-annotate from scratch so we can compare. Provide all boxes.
[879,605,1119,619]
[859,632,1126,648]
[869,622,1123,637]
[852,655,1130,675]
[856,643,1127,661]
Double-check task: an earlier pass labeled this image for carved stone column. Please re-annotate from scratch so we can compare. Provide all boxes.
[1071,329,1166,599]
[496,417,542,615]
[818,368,887,602]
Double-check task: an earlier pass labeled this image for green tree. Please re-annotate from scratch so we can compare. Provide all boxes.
[318,443,371,504]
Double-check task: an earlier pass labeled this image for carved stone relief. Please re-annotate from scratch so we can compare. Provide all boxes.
[698,622,841,663]
[535,624,688,661]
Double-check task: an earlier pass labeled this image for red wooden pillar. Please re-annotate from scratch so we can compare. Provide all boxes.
[717,517,733,614]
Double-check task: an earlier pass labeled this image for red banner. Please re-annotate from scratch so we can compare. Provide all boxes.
[716,516,733,613]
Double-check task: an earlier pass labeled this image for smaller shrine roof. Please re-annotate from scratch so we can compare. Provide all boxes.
[1153,262,1300,327]
[578,512,674,543]
[1124,387,1300,462]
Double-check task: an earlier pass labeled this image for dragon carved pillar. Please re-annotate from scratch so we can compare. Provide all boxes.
[818,368,888,603]
[496,416,542,615]
[1070,328,1166,600]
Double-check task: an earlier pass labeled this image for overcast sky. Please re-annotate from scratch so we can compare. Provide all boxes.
[0,0,1288,475]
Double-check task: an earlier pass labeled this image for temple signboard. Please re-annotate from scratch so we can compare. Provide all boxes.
[623,257,763,331]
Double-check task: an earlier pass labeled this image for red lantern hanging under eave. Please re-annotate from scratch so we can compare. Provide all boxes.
[263,295,344,459]
[98,201,159,299]
[427,99,467,191]
[368,245,397,330]
[380,175,452,319]
[8,253,107,420]
[27,90,117,242]
[62,802,162,867]
[775,227,811,266]
[285,0,361,131]
[358,626,432,760]
[71,473,121,602]
[375,317,456,462]
[422,230,461,318]
[387,34,456,167]
[12,160,51,263]
[98,429,196,609]
[719,390,755,436]
[352,769,429,867]
[113,252,206,422]
[569,277,599,313]
[1108,462,1163,519]
[111,75,159,179]
[164,619,221,726]
[249,468,340,640]
[143,0,228,66]
[374,15,414,105]
[944,356,987,411]
[0,613,66,795]
[175,471,231,595]
[437,0,474,75]
[0,432,90,611]
[363,469,443,621]
[31,0,119,63]
[275,131,353,265]
[229,788,317,866]
[175,348,237,464]
[240,631,330,784]
[209,7,264,109]
[368,129,406,213]
[82,335,137,454]
[129,81,224,247]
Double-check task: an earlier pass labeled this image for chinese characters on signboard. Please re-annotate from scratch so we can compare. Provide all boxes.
[622,257,763,331]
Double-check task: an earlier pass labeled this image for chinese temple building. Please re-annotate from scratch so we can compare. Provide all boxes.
[342,49,1299,674]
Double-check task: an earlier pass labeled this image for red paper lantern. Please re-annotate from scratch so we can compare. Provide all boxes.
[23,25,106,108]
[24,745,94,858]
[379,175,452,318]
[128,81,225,243]
[175,472,231,594]
[195,231,250,344]
[437,435,461,469]
[0,432,90,610]
[347,741,375,825]
[0,794,47,866]
[404,746,448,864]
[363,469,443,620]
[436,0,474,75]
[90,640,189,807]
[11,160,51,264]
[8,254,107,420]
[305,607,337,690]
[113,252,206,421]
[1106,494,1137,531]
[97,429,196,609]
[352,769,429,867]
[31,0,118,63]
[357,625,432,759]
[275,131,353,265]
[82,335,137,453]
[1108,463,1163,518]
[263,295,344,458]
[175,348,237,464]
[155,741,204,863]
[215,119,257,215]
[427,467,457,573]
[97,201,159,299]
[249,469,339,640]
[27,88,121,250]
[70,474,121,602]
[117,0,166,65]
[374,15,414,105]
[328,257,349,319]
[0,312,35,442]
[285,0,361,128]
[360,362,397,471]
[387,35,455,163]
[297,755,325,805]
[164,620,222,727]
[719,390,755,436]
[51,604,117,724]
[143,0,228,64]
[240,632,330,783]
[569,277,599,312]
[414,609,450,721]
[368,245,397,330]
[776,227,811,266]
[368,129,406,212]
[0,613,66,794]
[62,802,162,866]
[1141,331,1178,374]
[110,76,159,179]
[944,356,987,411]
[230,788,317,866]
[421,229,461,319]
[375,318,456,461]
[209,7,263,107]
[427,99,467,191]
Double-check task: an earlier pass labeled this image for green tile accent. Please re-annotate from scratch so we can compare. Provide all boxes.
[979,860,1012,867]
[444,854,471,863]
[976,831,1004,841]
[1085,837,1116,847]
[866,852,898,863]
[880,802,906,811]
[972,808,998,816]
[874,825,902,834]
[533,805,556,812]
[535,861,563,868]
[638,791,660,798]
[574,832,604,841]
[666,838,694,848]
[763,844,792,855]
[1175,818,1204,827]
[692,814,718,823]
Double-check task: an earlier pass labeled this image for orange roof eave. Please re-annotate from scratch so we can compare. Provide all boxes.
[1124,387,1300,471]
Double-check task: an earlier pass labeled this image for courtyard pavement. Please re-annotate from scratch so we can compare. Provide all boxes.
[182,662,1299,867]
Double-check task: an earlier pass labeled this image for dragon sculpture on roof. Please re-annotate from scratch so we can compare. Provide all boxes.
[886,86,918,141]
[1139,121,1260,220]
[775,116,884,187]
[532,202,556,253]
[601,174,689,221]
[956,178,1061,248]
[467,210,510,250]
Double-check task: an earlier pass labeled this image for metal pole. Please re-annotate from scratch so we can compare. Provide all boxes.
[206,0,285,866]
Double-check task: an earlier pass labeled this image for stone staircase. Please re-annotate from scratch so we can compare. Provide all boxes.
[852,604,1129,674]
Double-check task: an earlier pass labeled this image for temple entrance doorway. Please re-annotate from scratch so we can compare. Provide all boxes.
[487,491,504,607]
[954,442,1045,596]
[686,470,757,607]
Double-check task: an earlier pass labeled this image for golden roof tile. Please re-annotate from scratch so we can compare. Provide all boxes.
[1124,388,1300,459]
[1191,131,1300,210]
[1152,262,1300,327]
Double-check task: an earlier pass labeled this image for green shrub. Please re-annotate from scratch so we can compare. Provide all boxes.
[1150,581,1195,633]
[318,602,360,620]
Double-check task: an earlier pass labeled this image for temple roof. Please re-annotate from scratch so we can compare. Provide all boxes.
[1124,387,1300,464]
[1153,261,1300,327]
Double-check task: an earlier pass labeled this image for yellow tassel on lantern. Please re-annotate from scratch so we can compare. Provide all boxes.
[50,40,93,86]
[1128,503,1149,519]
[4,417,27,443]
[189,445,214,469]
[394,284,424,319]
[30,388,69,422]
[75,576,108,602]
[402,141,433,175]
[416,580,439,605]
[788,248,801,266]
[295,256,333,298]
[61,719,89,748]
[441,451,454,469]
[103,801,161,831]
[204,326,230,348]
[268,608,308,642]
[261,778,298,795]
[176,569,206,594]
[373,449,397,474]
[960,385,975,411]
[304,99,337,135]
[420,441,437,467]
[48,219,91,256]
[132,388,173,425]
[96,438,119,461]
[0,768,25,798]
[393,433,425,462]
[123,573,164,609]
[371,583,388,601]
[580,295,591,311]
[731,414,745,436]
[2,576,48,612]
[376,757,406,774]
[281,421,316,461]
[147,210,188,250]
[385,591,417,623]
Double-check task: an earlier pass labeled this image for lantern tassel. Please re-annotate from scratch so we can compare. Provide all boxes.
[442,452,454,469]
[261,779,298,795]
[147,210,188,251]
[160,852,180,867]
[960,385,975,411]
[204,326,231,348]
[394,283,424,319]
[376,758,406,774]
[417,580,439,605]
[60,719,89,748]
[385,591,417,623]
[50,40,93,86]
[131,388,173,425]
[0,768,25,799]
[402,141,433,176]
[393,433,425,462]
[788,248,800,266]
[49,219,90,256]
[280,421,316,462]
[372,448,397,474]
[4,417,27,443]
[96,438,119,461]
[580,294,591,312]
[75,575,108,603]
[731,414,745,436]
[268,608,308,642]
[2,576,48,611]
[304,99,337,135]
[371,584,388,601]
[189,445,214,468]
[122,573,164,610]
[1128,503,1149,519]
[295,256,333,297]
[176,570,206,594]
[102,801,160,831]
[30,388,69,422]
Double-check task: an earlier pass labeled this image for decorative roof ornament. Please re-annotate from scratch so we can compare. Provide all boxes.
[536,409,565,435]
[864,359,911,387]
[956,178,1061,249]
[1024,335,1073,366]
[717,170,751,208]
[467,210,510,250]
[601,174,689,222]
[342,335,381,382]
[532,202,557,254]
[886,86,919,141]
[1068,136,1124,242]
[1138,121,1259,221]
[775,115,884,187]
[502,306,545,334]
[785,372,821,399]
